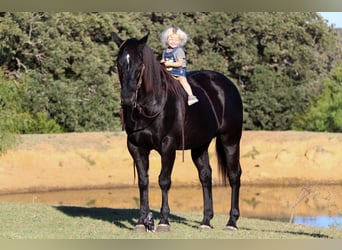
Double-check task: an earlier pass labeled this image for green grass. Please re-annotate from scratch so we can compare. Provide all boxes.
[0,202,341,239]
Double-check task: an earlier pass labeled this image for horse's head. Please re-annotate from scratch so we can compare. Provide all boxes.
[112,32,149,106]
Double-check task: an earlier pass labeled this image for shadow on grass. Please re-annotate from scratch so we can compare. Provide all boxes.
[239,225,331,239]
[55,206,195,230]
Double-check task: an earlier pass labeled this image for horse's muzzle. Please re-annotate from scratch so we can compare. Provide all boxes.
[120,95,137,107]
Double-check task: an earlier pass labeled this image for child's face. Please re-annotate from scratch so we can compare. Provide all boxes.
[167,34,181,48]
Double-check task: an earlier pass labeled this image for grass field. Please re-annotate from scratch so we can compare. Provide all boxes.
[0,202,341,239]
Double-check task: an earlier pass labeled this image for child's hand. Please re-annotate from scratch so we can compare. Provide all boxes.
[164,60,171,67]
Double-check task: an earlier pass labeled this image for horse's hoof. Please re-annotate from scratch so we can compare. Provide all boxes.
[156,224,171,232]
[225,225,238,231]
[134,224,146,232]
[199,224,213,230]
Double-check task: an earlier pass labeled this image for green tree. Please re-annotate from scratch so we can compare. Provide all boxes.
[0,71,62,134]
[292,65,342,132]
[0,71,59,154]
[195,12,342,130]
[0,73,20,154]
[1,13,122,132]
[1,12,342,132]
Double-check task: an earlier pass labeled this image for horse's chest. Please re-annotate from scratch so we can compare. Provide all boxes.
[127,132,158,149]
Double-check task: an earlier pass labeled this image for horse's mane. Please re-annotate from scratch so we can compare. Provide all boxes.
[142,44,184,99]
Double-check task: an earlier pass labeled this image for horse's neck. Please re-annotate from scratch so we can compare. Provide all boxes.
[142,80,165,109]
[141,63,166,105]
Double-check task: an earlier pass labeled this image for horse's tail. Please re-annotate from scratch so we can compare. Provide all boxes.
[215,137,228,186]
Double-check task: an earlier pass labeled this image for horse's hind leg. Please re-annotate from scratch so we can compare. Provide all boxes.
[226,156,242,230]
[191,143,214,228]
[217,135,242,230]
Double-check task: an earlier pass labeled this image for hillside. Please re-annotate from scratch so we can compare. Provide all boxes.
[0,131,341,194]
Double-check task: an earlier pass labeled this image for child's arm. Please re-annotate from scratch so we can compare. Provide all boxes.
[164,58,184,68]
[160,50,166,63]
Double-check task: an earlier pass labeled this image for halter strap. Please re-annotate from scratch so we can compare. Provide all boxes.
[136,64,145,90]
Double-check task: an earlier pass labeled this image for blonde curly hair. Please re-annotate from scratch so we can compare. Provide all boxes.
[160,26,188,48]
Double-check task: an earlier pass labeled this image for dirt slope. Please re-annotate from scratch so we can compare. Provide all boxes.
[0,131,341,194]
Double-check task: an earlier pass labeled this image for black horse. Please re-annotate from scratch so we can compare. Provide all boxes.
[112,32,243,231]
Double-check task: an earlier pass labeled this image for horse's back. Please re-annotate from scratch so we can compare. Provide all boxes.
[187,70,240,95]
[187,70,243,137]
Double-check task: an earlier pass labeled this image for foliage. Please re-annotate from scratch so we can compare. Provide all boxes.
[0,13,122,132]
[0,12,342,133]
[0,72,62,154]
[292,65,342,132]
[0,73,22,154]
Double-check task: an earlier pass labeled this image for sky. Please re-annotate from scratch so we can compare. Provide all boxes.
[318,12,342,28]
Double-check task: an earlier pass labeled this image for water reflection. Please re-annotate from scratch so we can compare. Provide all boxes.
[294,216,342,229]
[0,184,341,228]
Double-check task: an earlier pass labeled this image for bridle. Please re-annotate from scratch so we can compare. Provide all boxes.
[117,62,166,130]
[135,64,145,107]
[116,62,145,107]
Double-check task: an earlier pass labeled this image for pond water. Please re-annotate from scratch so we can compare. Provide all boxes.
[0,184,341,229]
[293,216,342,229]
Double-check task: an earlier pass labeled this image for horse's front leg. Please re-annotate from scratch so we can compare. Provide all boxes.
[156,136,176,231]
[127,141,151,230]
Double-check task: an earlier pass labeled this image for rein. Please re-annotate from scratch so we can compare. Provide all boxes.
[134,63,145,108]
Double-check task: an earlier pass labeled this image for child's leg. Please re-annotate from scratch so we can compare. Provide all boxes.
[177,76,199,105]
[177,76,194,96]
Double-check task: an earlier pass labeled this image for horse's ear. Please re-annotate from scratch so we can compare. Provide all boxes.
[139,31,150,45]
[112,32,123,47]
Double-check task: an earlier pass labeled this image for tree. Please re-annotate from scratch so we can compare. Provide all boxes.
[0,73,20,154]
[199,12,342,130]
[292,65,342,132]
[0,71,60,154]
[1,13,122,132]
[0,71,62,134]
[1,12,342,132]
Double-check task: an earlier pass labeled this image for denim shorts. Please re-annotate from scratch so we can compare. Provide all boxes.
[170,67,186,77]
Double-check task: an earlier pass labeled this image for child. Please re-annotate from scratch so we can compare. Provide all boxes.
[160,26,199,106]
